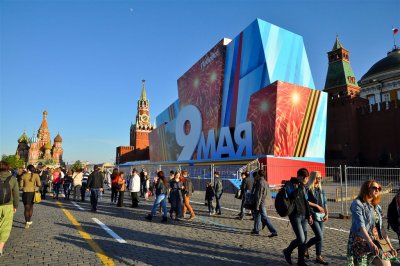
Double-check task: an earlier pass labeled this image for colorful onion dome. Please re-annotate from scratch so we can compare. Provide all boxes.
[54,133,62,142]
[18,131,29,143]
[29,132,38,144]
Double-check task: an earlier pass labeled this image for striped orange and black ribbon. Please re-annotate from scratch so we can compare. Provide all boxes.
[293,90,321,157]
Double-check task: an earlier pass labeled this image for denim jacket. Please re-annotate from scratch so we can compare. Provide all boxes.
[350,198,382,237]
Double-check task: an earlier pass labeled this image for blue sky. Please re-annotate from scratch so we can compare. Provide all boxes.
[1,0,399,164]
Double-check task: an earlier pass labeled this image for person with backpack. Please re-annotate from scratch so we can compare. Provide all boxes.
[20,165,41,229]
[213,171,223,215]
[283,168,312,266]
[182,170,195,220]
[52,168,62,199]
[0,161,19,257]
[347,180,397,266]
[251,170,278,237]
[305,171,329,265]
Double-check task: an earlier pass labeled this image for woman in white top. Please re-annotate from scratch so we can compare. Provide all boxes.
[72,168,83,201]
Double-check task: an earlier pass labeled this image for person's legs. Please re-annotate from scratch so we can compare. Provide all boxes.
[184,196,195,218]
[117,191,124,207]
[286,215,306,259]
[253,209,261,233]
[161,195,168,217]
[215,192,222,214]
[151,195,164,216]
[90,189,99,211]
[260,206,278,234]
[0,204,14,253]
[306,220,323,256]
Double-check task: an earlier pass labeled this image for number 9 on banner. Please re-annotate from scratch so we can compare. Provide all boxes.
[175,105,202,160]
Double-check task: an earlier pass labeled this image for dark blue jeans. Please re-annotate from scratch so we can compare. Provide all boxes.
[90,189,101,211]
[306,219,324,256]
[287,214,308,264]
[215,192,222,213]
[253,205,277,234]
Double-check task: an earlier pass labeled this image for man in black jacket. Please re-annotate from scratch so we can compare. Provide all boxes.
[251,170,277,237]
[86,165,104,212]
[238,171,254,220]
[283,168,313,266]
[213,171,223,215]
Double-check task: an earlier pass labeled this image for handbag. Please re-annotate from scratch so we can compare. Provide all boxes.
[244,193,256,210]
[352,235,370,257]
[33,192,42,203]
[374,238,392,253]
[315,212,325,221]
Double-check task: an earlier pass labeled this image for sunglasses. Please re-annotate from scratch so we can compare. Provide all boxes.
[371,186,382,192]
[316,177,322,180]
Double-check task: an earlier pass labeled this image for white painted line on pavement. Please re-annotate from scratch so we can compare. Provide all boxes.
[92,218,127,244]
[72,201,85,210]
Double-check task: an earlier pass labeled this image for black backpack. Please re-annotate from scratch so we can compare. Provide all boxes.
[0,175,13,205]
[387,196,399,232]
[275,181,295,217]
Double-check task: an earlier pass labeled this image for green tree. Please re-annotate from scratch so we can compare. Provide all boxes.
[1,154,25,169]
[71,160,83,171]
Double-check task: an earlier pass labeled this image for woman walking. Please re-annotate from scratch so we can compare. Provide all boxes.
[347,180,397,265]
[20,165,41,229]
[169,171,183,220]
[0,161,19,256]
[72,168,83,201]
[145,171,168,222]
[110,168,119,204]
[305,171,329,265]
[52,168,62,199]
[116,172,126,207]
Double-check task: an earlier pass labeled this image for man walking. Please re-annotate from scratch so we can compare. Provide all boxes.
[86,165,104,212]
[129,168,140,208]
[251,170,278,237]
[213,171,223,215]
[238,171,254,220]
[283,168,313,266]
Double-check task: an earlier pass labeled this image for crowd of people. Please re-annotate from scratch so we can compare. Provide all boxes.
[0,160,399,265]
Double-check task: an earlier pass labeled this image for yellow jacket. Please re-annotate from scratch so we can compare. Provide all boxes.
[20,172,41,192]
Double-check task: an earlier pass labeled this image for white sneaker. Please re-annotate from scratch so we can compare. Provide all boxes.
[27,221,33,225]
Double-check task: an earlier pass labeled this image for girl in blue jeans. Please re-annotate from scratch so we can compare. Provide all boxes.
[145,171,168,222]
[305,171,329,265]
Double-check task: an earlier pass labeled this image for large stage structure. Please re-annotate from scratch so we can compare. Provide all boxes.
[128,19,327,185]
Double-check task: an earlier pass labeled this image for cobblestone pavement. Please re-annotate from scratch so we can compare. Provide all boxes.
[1,190,400,266]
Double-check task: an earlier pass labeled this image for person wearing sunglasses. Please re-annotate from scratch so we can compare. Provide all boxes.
[305,171,329,265]
[347,180,397,265]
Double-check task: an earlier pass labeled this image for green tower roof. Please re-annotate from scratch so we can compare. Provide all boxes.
[324,60,359,89]
[332,36,343,51]
[18,131,29,143]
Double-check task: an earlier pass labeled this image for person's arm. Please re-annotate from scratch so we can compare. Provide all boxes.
[381,226,397,256]
[12,178,19,212]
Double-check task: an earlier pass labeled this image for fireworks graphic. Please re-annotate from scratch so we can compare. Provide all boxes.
[274,83,311,156]
[178,41,226,137]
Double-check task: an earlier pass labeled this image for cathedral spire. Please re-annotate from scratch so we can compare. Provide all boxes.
[40,110,49,129]
[140,80,147,101]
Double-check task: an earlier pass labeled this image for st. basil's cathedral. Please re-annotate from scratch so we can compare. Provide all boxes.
[16,111,64,165]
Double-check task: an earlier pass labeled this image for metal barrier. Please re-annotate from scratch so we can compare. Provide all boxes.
[119,161,400,218]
